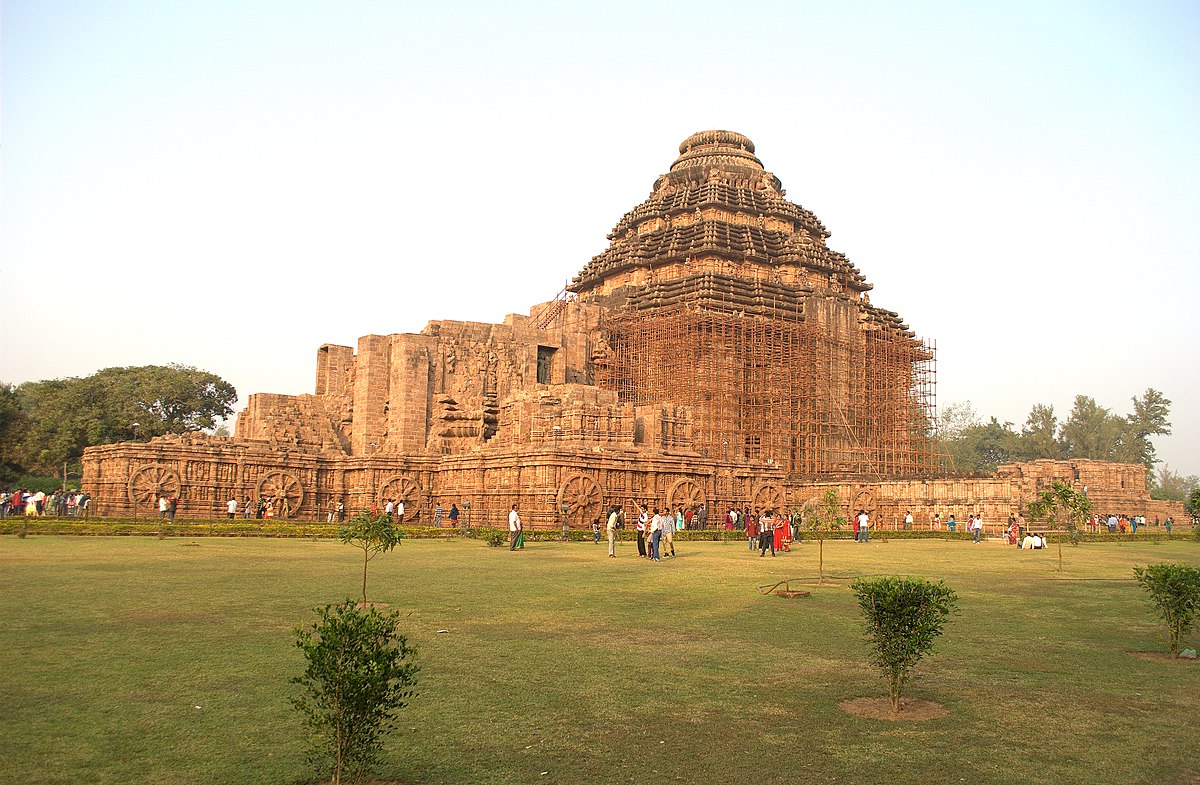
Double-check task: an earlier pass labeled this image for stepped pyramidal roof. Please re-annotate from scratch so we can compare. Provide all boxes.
[571,129,870,299]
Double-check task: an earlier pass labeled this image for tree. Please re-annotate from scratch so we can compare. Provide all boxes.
[1025,480,1093,572]
[1060,395,1124,461]
[1132,563,1200,658]
[949,418,1020,473]
[292,600,419,785]
[1,365,237,477]
[1188,488,1200,518]
[1017,403,1060,461]
[806,489,847,585]
[850,576,958,713]
[1151,466,1199,503]
[339,511,402,604]
[1115,388,1172,472]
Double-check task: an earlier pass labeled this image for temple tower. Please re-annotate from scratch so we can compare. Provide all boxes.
[572,130,938,479]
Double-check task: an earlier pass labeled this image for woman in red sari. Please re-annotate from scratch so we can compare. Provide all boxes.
[772,510,788,552]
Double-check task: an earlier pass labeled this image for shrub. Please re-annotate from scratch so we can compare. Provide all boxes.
[850,576,958,713]
[483,530,506,547]
[338,511,402,604]
[1133,562,1200,657]
[291,600,419,785]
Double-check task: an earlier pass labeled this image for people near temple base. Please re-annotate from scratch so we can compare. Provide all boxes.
[227,497,238,519]
[856,510,870,543]
[773,511,790,552]
[449,503,460,527]
[662,509,677,558]
[508,504,522,551]
[636,504,648,557]
[649,508,663,561]
[434,502,444,527]
[606,506,618,557]
[746,512,759,551]
[757,511,775,557]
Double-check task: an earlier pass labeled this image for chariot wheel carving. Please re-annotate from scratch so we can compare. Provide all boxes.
[257,471,305,519]
[667,478,706,512]
[751,483,784,514]
[557,473,604,526]
[128,465,181,511]
[379,475,422,521]
[851,489,876,515]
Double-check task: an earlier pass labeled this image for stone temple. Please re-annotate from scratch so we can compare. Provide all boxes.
[82,131,1178,527]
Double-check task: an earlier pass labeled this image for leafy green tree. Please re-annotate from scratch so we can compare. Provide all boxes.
[1132,563,1200,657]
[850,576,958,713]
[1188,488,1200,518]
[949,417,1020,473]
[1025,480,1093,571]
[1115,388,1172,472]
[1059,395,1124,461]
[1017,403,1060,460]
[1151,466,1199,503]
[339,511,402,604]
[2,365,236,477]
[292,600,419,785]
[806,489,847,584]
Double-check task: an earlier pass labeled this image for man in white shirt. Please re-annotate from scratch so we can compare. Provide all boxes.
[384,500,395,517]
[972,514,984,543]
[648,509,663,561]
[508,504,522,551]
[396,500,405,521]
[606,506,619,557]
[226,497,238,519]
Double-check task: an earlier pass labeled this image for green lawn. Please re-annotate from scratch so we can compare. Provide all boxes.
[1,535,1197,785]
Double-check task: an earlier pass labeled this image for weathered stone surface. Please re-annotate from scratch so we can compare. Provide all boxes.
[81,131,1185,527]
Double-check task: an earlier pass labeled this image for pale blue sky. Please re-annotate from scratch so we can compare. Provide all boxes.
[3,0,1198,474]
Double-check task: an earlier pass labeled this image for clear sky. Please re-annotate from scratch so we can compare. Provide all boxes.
[3,0,1198,475]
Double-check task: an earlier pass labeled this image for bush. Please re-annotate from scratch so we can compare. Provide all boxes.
[1133,563,1200,657]
[850,576,958,713]
[483,530,506,547]
[338,511,402,604]
[291,600,419,785]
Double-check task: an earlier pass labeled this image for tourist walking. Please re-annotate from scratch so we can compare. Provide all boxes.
[226,497,238,519]
[508,504,522,551]
[971,514,983,543]
[758,512,775,557]
[449,503,460,527]
[662,507,677,557]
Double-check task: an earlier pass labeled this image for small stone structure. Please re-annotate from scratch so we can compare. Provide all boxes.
[82,132,1185,527]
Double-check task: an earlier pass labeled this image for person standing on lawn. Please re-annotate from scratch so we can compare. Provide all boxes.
[508,504,522,551]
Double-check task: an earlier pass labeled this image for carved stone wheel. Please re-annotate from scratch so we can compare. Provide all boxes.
[557,473,604,526]
[378,475,422,521]
[128,465,181,511]
[751,483,784,514]
[851,489,876,515]
[257,471,305,519]
[667,478,706,512]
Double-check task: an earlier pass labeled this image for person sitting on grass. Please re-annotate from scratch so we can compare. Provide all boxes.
[1021,533,1035,550]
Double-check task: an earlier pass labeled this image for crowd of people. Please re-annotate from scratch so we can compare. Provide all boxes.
[0,488,92,518]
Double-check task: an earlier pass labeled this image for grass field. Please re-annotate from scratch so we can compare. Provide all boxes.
[2,534,1197,785]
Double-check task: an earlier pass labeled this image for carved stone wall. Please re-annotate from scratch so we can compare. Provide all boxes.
[80,131,1185,527]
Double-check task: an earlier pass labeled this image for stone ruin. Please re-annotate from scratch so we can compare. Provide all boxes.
[82,131,1185,528]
